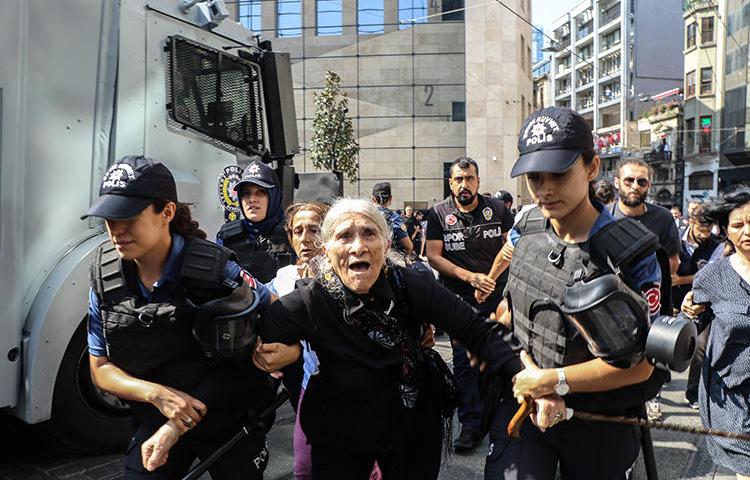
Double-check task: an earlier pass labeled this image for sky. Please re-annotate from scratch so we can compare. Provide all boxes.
[531,0,583,37]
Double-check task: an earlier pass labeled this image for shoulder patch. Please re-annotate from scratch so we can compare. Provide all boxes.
[240,269,257,289]
[642,283,661,316]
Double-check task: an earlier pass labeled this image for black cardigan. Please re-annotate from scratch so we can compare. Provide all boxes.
[259,266,522,454]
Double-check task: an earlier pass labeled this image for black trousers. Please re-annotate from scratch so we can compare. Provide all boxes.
[123,423,268,479]
[310,440,441,480]
[685,325,710,402]
[485,403,640,480]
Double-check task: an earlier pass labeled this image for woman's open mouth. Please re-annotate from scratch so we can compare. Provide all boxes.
[348,260,371,273]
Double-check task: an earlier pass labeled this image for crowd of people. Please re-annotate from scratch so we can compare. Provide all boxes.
[81,106,749,480]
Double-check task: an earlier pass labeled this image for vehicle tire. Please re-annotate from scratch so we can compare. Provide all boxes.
[50,320,134,453]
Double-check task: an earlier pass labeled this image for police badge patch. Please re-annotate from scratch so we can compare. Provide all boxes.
[218,165,244,222]
[482,207,493,221]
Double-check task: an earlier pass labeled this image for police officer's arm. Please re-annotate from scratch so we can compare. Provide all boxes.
[87,290,206,431]
[512,353,654,399]
[393,216,414,253]
[424,209,495,293]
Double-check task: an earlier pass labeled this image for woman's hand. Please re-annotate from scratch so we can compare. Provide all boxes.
[512,351,556,400]
[252,337,302,372]
[150,387,206,433]
[474,288,490,304]
[530,394,569,432]
[141,420,181,471]
[420,324,437,348]
[494,299,512,329]
[681,291,706,319]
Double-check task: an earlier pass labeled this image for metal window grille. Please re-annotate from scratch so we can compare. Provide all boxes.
[166,36,266,156]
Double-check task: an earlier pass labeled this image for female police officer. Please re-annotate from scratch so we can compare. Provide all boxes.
[83,155,277,479]
[216,158,294,283]
[484,107,666,479]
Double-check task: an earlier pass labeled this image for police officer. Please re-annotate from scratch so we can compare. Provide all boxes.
[425,157,515,452]
[485,107,666,479]
[83,156,277,479]
[372,181,413,253]
[217,158,294,283]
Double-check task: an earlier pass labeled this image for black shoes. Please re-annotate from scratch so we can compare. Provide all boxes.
[453,429,482,453]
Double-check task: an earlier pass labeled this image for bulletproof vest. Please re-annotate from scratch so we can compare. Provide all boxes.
[217,219,293,283]
[507,208,667,413]
[91,238,237,389]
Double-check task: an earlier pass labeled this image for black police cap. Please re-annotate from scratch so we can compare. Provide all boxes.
[511,107,594,178]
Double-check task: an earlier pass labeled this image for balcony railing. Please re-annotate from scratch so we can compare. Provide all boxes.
[576,23,593,40]
[683,0,712,11]
[644,151,673,163]
[577,99,594,110]
[600,4,621,25]
[600,91,621,103]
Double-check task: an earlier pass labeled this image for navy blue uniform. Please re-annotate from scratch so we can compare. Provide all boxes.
[88,234,273,480]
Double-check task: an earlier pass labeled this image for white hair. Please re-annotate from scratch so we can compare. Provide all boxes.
[320,197,392,245]
[312,198,405,285]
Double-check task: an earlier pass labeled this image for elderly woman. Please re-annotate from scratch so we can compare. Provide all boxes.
[262,202,329,480]
[683,187,750,480]
[257,198,555,479]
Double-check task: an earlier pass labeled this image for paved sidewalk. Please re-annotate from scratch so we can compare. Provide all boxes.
[0,337,742,479]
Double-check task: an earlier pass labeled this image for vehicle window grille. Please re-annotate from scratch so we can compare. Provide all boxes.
[166,36,265,156]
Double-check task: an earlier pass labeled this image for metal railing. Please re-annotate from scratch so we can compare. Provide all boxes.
[600,4,621,25]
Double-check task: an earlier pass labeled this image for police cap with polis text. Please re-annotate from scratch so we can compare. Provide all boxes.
[511,107,594,178]
[82,155,178,220]
[233,158,280,191]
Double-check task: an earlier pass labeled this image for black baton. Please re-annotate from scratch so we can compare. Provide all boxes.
[182,389,289,480]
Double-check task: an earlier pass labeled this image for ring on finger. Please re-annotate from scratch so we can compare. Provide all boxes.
[183,417,193,425]
[553,412,563,423]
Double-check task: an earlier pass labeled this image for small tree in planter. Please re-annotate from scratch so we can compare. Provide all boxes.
[309,71,360,183]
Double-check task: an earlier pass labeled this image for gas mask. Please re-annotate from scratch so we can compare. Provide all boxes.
[560,270,649,368]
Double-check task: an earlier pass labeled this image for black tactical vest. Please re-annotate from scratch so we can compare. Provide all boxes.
[507,208,667,413]
[217,219,294,283]
[91,238,236,389]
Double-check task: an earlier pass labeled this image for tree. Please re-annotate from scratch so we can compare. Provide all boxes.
[309,71,359,182]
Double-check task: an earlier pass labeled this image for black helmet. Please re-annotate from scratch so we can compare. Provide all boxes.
[191,282,258,360]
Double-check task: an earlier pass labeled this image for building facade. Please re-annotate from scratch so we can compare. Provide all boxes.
[682,0,722,206]
[237,0,533,208]
[719,0,750,190]
[545,0,684,181]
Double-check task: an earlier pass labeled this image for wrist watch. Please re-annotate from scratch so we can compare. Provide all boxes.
[554,368,569,396]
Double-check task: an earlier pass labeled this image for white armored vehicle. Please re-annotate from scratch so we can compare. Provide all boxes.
[0,0,297,449]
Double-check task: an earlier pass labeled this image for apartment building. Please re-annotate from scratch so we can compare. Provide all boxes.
[545,0,684,181]
[236,0,533,208]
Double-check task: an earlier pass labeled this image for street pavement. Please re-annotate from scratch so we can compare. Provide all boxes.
[0,337,738,479]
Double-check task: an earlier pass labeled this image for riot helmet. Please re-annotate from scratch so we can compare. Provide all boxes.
[190,281,258,360]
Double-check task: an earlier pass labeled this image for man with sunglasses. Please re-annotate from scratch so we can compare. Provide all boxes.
[612,159,681,421]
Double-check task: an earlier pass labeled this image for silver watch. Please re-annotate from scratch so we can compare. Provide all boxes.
[554,368,569,396]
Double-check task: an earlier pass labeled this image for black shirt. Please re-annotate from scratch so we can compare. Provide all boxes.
[258,267,522,454]
[611,202,681,257]
[426,195,515,300]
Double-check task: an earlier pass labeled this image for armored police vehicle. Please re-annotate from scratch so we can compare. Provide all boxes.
[0,0,297,450]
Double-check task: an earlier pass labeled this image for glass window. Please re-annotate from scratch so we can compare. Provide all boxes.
[359,0,384,34]
[685,118,696,152]
[239,0,262,33]
[317,0,343,36]
[277,0,302,37]
[686,22,696,48]
[701,17,714,43]
[442,0,465,21]
[700,68,713,95]
[689,171,713,190]
[602,29,621,50]
[640,131,651,148]
[452,101,466,122]
[686,70,696,97]
[398,0,427,29]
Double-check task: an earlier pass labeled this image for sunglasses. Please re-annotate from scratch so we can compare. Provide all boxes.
[622,177,649,188]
